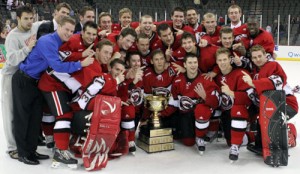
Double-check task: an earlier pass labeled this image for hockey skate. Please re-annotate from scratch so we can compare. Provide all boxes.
[51,149,78,169]
[129,141,136,155]
[204,131,219,143]
[229,144,239,163]
[45,135,55,149]
[196,137,205,155]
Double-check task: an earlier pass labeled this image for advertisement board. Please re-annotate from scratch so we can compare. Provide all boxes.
[274,45,300,61]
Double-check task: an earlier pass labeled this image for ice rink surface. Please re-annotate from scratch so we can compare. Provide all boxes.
[0,61,299,174]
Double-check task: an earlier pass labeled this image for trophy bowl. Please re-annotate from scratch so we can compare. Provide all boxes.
[144,95,168,128]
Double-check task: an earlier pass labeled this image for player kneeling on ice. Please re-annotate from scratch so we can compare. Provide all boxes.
[215,48,255,162]
[242,45,298,167]
[69,59,127,171]
[159,53,220,155]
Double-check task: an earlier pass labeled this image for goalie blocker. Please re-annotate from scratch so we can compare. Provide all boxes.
[71,95,122,171]
[259,90,288,167]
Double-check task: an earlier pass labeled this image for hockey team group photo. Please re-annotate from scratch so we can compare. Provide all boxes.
[0,0,299,173]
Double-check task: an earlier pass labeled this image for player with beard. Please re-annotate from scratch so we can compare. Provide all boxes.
[241,16,275,57]
[75,59,125,111]
[186,7,201,32]
[69,59,126,169]
[159,53,220,154]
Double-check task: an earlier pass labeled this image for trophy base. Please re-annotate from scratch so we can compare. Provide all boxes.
[139,133,173,145]
[137,140,174,153]
[139,125,172,137]
[137,125,174,153]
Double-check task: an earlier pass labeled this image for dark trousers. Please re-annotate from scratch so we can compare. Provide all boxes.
[12,70,43,157]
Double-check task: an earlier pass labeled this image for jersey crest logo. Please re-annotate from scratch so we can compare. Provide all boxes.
[220,94,233,110]
[153,87,170,97]
[156,74,163,81]
[130,88,143,106]
[179,96,196,111]
[186,82,191,89]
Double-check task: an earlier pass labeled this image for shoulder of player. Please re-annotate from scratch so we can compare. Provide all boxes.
[260,61,280,71]
[166,65,177,76]
[143,67,154,77]
[231,68,249,77]
[173,73,184,83]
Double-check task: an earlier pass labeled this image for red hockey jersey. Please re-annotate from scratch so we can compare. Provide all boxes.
[38,34,98,93]
[111,22,139,33]
[233,24,248,42]
[241,28,275,55]
[118,77,143,106]
[151,34,182,54]
[161,73,220,116]
[215,68,253,110]
[59,34,98,61]
[142,65,177,119]
[172,45,219,73]
[195,25,221,45]
[251,61,298,112]
[143,66,177,97]
[76,72,118,111]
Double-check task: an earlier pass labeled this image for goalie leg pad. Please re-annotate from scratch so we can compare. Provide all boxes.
[81,95,121,171]
[259,90,288,167]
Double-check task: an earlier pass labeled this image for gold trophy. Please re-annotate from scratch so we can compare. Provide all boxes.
[145,95,167,128]
[137,95,174,153]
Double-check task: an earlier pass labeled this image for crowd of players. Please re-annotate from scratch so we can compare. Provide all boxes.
[0,2,298,170]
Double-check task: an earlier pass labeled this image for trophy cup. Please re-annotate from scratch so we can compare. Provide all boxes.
[137,95,174,153]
